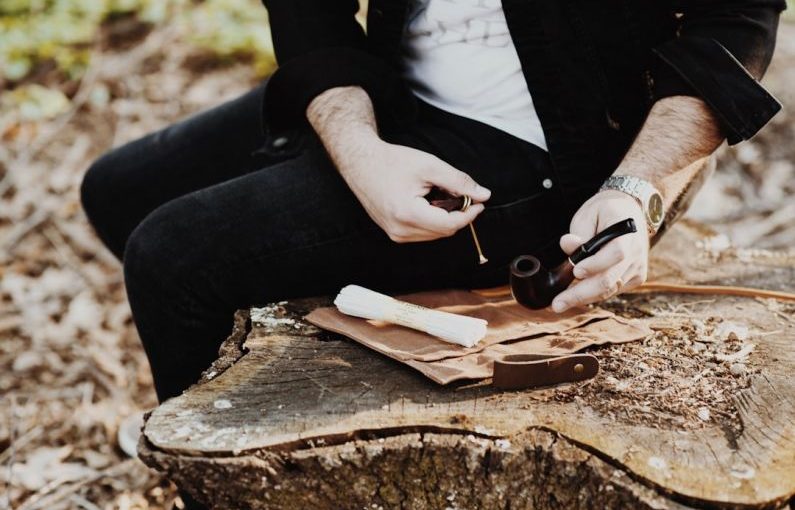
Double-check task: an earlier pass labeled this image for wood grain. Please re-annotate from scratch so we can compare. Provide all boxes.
[140,223,795,509]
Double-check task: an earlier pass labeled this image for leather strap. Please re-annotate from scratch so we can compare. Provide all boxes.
[492,353,599,390]
[473,282,795,302]
[628,281,795,302]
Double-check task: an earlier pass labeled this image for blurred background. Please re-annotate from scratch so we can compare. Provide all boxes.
[0,2,793,509]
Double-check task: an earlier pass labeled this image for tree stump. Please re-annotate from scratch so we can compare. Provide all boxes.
[139,221,795,510]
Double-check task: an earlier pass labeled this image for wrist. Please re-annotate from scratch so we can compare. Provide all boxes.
[599,175,665,236]
[327,128,384,177]
[611,162,664,193]
[594,189,645,216]
[306,86,368,124]
[596,188,639,201]
[305,86,384,177]
[306,86,377,137]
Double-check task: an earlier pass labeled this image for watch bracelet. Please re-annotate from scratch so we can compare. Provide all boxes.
[599,175,661,235]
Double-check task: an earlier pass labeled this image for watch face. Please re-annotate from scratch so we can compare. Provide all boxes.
[648,192,664,226]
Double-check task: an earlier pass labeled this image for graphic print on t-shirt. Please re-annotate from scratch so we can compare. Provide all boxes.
[407,0,512,48]
[401,0,549,150]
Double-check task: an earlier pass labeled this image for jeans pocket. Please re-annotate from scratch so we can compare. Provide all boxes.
[482,189,547,217]
[471,188,567,272]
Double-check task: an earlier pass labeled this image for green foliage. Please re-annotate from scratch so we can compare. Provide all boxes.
[0,82,70,121]
[0,0,276,84]
[176,0,275,77]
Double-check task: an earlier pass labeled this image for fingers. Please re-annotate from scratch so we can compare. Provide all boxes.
[551,263,627,313]
[621,263,647,291]
[559,233,584,256]
[550,188,651,311]
[560,206,597,256]
[622,275,645,292]
[551,256,648,312]
[572,238,629,279]
[384,160,490,242]
[426,163,491,203]
[567,211,597,247]
[386,200,484,242]
[411,199,485,235]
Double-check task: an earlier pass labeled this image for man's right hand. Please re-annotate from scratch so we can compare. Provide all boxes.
[306,86,491,243]
[344,135,491,242]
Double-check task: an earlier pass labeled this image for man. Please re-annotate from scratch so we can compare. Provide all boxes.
[265,0,783,313]
[81,1,783,506]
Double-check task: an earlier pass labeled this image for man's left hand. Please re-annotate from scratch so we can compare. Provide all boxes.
[551,189,650,313]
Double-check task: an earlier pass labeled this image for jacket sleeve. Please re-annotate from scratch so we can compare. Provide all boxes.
[650,0,786,145]
[260,0,414,136]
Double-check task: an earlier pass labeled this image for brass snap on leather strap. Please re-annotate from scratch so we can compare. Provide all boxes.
[492,353,599,390]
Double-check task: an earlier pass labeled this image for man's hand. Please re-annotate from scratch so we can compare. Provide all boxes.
[549,95,724,313]
[307,86,490,242]
[338,134,491,242]
[550,190,649,313]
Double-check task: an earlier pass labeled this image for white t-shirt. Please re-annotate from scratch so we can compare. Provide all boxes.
[400,0,548,151]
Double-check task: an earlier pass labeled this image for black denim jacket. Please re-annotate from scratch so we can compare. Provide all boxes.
[260,0,785,208]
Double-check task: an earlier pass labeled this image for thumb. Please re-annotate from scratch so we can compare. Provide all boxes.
[561,212,598,254]
[414,201,485,235]
[428,164,491,203]
[560,233,584,256]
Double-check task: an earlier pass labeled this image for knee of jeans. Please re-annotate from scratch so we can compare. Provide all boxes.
[81,154,110,223]
[122,202,201,302]
[124,214,172,290]
[81,153,127,256]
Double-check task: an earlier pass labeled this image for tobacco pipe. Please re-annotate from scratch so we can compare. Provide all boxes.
[510,218,637,309]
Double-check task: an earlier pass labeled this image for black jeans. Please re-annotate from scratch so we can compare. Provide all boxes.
[81,81,571,404]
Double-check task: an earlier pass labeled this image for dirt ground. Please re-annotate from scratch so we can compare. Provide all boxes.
[1,16,794,510]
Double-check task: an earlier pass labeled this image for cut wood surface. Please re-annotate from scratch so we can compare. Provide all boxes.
[140,222,795,510]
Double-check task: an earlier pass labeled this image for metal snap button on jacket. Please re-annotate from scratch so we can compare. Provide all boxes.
[271,136,289,149]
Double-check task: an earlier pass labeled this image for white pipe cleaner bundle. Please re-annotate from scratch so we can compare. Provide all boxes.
[333,284,488,348]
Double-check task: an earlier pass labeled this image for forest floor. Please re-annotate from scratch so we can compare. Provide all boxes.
[1,16,793,510]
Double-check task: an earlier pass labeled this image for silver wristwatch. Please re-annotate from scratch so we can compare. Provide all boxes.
[599,175,665,235]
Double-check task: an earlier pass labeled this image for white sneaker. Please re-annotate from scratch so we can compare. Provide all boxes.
[118,412,145,458]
